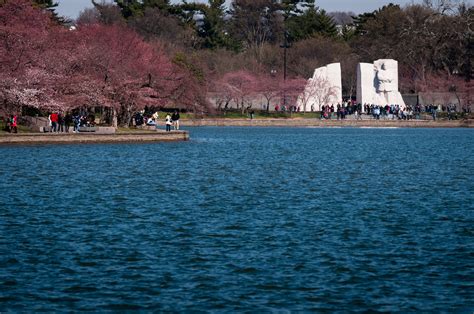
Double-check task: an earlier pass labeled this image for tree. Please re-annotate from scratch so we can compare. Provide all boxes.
[280,76,308,112]
[286,6,338,41]
[296,76,340,111]
[128,7,199,49]
[0,0,56,115]
[289,35,352,79]
[91,1,126,25]
[76,7,101,25]
[0,0,182,125]
[179,0,235,50]
[170,52,211,113]
[74,24,178,126]
[255,72,282,112]
[218,70,257,114]
[228,0,283,59]
[32,0,69,24]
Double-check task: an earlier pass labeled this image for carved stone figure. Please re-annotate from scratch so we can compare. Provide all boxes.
[297,63,342,111]
[357,59,405,110]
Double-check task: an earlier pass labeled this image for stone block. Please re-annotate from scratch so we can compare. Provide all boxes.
[357,59,406,109]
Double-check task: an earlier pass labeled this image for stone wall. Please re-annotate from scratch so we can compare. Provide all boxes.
[0,131,189,145]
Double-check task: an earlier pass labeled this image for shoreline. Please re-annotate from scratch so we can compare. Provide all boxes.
[181,118,474,128]
[0,119,471,145]
[0,131,189,145]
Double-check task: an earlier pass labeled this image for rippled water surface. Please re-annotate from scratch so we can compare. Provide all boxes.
[0,127,473,311]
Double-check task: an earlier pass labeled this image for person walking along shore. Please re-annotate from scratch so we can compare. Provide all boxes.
[172,110,180,130]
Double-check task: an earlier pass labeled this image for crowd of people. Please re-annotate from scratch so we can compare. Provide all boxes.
[317,102,471,121]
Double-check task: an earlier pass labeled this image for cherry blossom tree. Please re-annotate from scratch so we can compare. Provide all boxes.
[218,70,257,115]
[0,0,186,126]
[279,77,307,113]
[0,0,55,115]
[255,72,281,112]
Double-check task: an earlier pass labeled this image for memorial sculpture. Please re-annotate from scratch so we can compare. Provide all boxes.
[297,63,342,111]
[357,59,406,110]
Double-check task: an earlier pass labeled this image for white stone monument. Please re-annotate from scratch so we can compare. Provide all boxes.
[357,59,406,110]
[297,63,342,111]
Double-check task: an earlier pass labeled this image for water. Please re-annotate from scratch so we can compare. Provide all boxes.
[0,127,473,311]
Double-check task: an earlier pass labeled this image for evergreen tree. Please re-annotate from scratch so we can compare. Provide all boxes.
[33,0,69,24]
[115,0,144,19]
[33,0,57,10]
[286,6,338,41]
[180,0,236,50]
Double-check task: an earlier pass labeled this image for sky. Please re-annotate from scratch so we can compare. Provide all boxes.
[56,0,424,20]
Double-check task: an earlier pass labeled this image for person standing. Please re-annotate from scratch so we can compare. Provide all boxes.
[73,113,80,133]
[58,113,65,133]
[432,105,437,121]
[165,113,172,132]
[10,115,17,133]
[47,113,52,132]
[171,110,180,130]
[50,112,58,132]
[64,113,72,133]
[152,111,160,130]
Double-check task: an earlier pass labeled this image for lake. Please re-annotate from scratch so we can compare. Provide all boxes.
[0,127,473,311]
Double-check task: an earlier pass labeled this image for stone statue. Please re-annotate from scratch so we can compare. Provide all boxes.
[297,63,342,111]
[357,59,405,110]
[375,62,395,92]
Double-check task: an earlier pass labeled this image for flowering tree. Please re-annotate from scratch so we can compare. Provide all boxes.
[296,76,340,111]
[0,0,183,127]
[279,77,307,112]
[0,0,56,115]
[210,79,234,112]
[255,72,281,112]
[72,24,177,126]
[218,70,257,115]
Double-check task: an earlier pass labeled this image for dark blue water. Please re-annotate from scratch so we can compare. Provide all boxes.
[0,127,473,311]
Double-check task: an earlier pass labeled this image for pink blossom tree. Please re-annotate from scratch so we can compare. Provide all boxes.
[0,0,57,115]
[219,70,257,115]
[255,72,281,112]
[0,1,182,127]
[278,77,307,114]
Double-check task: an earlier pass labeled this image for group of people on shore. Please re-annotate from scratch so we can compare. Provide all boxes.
[364,104,416,120]
[47,112,94,133]
[135,110,180,132]
[318,102,470,121]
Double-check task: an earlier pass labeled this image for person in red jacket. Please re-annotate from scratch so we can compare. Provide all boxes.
[50,112,58,132]
[9,115,17,133]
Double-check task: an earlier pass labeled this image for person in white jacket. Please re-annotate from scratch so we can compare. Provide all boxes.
[165,114,172,132]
